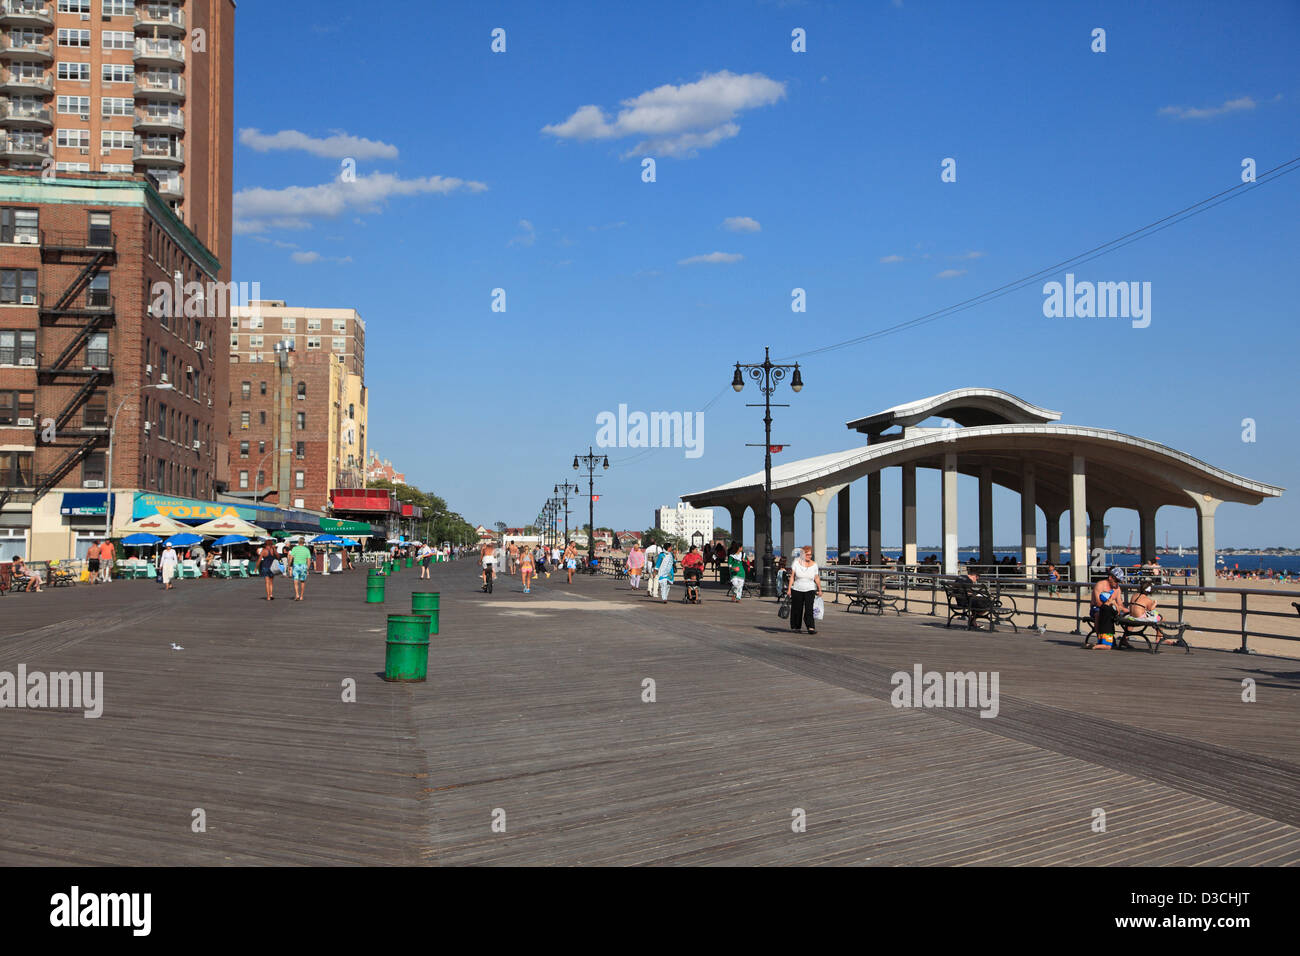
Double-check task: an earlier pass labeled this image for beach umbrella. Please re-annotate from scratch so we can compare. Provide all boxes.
[164,532,202,548]
[339,537,361,548]
[212,534,249,547]
[122,533,161,547]
[311,533,346,545]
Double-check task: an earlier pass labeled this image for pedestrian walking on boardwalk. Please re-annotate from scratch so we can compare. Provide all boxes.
[655,544,676,603]
[727,543,746,601]
[290,536,312,601]
[626,543,645,589]
[520,547,534,592]
[786,545,823,635]
[160,543,179,591]
[644,541,661,597]
[564,542,579,584]
[259,540,277,600]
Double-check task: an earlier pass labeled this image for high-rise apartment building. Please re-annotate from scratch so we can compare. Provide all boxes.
[655,502,714,545]
[0,0,233,265]
[227,302,368,514]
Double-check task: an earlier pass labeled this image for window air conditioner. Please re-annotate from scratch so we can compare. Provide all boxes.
[100,148,110,155]
[16,417,34,427]
[192,440,200,450]
[145,363,152,375]
[193,341,204,351]
[143,421,150,432]
[160,373,169,383]
[83,480,104,488]
[16,235,37,245]
[18,357,36,365]
[185,364,194,375]
[20,294,35,304]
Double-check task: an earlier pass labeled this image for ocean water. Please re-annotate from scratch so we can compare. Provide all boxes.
[820,550,1300,575]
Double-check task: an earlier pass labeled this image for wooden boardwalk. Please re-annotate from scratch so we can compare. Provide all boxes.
[1,561,1297,865]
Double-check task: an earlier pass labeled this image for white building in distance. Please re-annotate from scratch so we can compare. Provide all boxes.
[655,503,714,545]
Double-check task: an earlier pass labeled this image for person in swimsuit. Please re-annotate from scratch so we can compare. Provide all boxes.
[520,547,534,592]
[564,542,579,584]
[259,541,277,600]
[1089,567,1128,649]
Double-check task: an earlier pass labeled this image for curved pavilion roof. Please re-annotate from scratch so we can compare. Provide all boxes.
[683,391,1283,514]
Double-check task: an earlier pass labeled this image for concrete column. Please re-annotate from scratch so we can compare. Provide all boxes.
[1139,504,1157,563]
[1195,494,1219,596]
[942,452,958,575]
[1020,463,1037,572]
[1044,509,1062,566]
[836,483,851,564]
[804,484,845,566]
[1070,455,1088,584]
[978,465,994,565]
[777,498,798,561]
[901,462,917,566]
[867,471,882,566]
[727,503,746,547]
[1089,507,1107,561]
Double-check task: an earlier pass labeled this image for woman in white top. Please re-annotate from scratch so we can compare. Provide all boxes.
[785,545,823,634]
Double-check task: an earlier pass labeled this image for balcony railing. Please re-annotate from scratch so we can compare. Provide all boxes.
[0,35,53,59]
[0,134,50,159]
[133,73,184,100]
[0,102,51,126]
[134,5,185,33]
[133,138,183,166]
[0,0,52,28]
[39,229,115,251]
[151,174,182,199]
[0,70,52,94]
[133,107,184,132]
[133,38,185,66]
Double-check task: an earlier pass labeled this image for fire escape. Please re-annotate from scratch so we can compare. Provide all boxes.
[16,229,117,511]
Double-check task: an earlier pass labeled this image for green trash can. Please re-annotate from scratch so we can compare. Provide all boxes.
[366,573,386,604]
[411,591,440,636]
[405,556,413,568]
[383,614,430,681]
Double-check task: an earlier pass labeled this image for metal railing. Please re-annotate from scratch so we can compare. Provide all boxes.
[817,565,1299,654]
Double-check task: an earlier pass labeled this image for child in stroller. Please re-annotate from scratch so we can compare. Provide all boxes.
[682,545,704,603]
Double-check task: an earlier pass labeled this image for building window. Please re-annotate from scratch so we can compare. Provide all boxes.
[101,31,132,50]
[332,337,346,352]
[1,208,37,245]
[58,29,92,48]
[296,382,306,400]
[102,63,134,84]
[296,412,305,431]
[258,441,266,454]
[101,130,132,150]
[259,381,267,395]
[102,0,131,15]
[59,0,91,12]
[306,337,321,350]
[295,441,305,459]
[56,94,90,115]
[0,331,36,364]
[249,336,263,348]
[56,128,90,149]
[0,270,37,305]
[101,97,133,118]
[88,212,111,247]
[258,411,266,425]
[306,318,321,331]
[333,319,347,332]
[0,452,34,486]
[239,470,248,490]
[0,390,35,425]
[239,441,249,458]
[230,334,239,348]
[295,471,305,490]
[240,381,250,399]
[256,470,265,487]
[82,452,106,485]
[87,274,110,308]
[86,331,109,367]
[240,411,249,430]
[282,317,297,331]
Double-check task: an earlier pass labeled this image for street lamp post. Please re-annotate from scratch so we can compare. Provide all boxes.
[573,446,608,570]
[555,481,578,546]
[732,346,803,597]
[105,381,173,539]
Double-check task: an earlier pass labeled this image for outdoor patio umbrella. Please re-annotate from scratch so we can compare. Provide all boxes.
[192,516,267,539]
[211,534,249,547]
[164,532,203,548]
[117,514,192,538]
[121,533,161,547]
[311,534,346,546]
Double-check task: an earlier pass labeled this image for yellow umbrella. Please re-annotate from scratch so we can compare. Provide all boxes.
[116,513,192,537]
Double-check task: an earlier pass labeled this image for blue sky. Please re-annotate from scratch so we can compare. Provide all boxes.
[231,0,1300,548]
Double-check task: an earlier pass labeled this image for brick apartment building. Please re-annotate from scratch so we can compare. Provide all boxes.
[0,169,223,558]
[226,303,368,514]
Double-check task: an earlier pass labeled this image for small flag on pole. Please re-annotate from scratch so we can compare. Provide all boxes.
[592,495,600,502]
[769,445,785,453]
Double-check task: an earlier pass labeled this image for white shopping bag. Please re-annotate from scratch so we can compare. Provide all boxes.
[813,595,825,621]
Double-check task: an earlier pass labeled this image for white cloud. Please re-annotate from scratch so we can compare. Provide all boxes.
[233,171,487,233]
[935,269,966,279]
[678,251,743,265]
[291,250,352,265]
[508,218,536,247]
[879,254,906,263]
[1158,96,1257,120]
[239,127,399,159]
[722,216,761,233]
[951,250,985,260]
[543,70,786,158]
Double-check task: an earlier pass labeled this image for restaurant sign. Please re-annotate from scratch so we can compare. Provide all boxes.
[132,493,262,522]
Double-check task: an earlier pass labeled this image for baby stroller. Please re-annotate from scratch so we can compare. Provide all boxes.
[683,567,702,604]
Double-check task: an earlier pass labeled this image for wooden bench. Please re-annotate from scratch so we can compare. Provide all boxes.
[943,581,1018,632]
[846,572,901,615]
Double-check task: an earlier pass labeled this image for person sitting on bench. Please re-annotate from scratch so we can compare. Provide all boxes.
[11,557,42,593]
[959,569,994,629]
[1089,567,1129,649]
[1123,580,1179,645]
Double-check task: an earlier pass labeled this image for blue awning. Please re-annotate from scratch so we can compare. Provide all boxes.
[61,492,108,516]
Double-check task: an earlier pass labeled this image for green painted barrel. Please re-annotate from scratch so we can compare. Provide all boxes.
[366,574,386,603]
[411,591,440,636]
[368,567,383,578]
[383,614,430,681]
[405,556,413,568]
